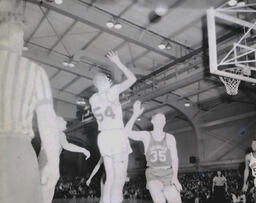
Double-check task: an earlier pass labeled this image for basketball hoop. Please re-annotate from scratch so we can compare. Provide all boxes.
[219,67,242,95]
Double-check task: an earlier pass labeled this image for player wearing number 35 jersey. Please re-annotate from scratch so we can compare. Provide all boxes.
[89,51,136,203]
[125,101,182,203]
[243,139,256,194]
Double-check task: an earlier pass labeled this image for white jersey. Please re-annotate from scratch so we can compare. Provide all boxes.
[89,87,124,131]
[249,152,256,177]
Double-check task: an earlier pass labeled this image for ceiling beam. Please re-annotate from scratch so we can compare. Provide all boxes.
[52,88,77,105]
[79,31,103,51]
[127,42,136,68]
[50,69,61,81]
[26,0,176,59]
[126,50,150,65]
[25,8,50,46]
[134,30,239,86]
[77,85,95,98]
[48,20,77,55]
[118,0,137,17]
[39,6,71,56]
[124,68,205,109]
[112,41,127,52]
[177,84,219,100]
[23,45,92,81]
[59,75,80,91]
[75,0,191,52]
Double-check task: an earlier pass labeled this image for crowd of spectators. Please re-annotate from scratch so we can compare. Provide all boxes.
[54,176,98,199]
[180,169,255,203]
[54,169,256,203]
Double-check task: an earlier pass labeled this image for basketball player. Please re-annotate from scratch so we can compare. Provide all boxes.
[125,101,182,203]
[86,157,105,203]
[0,0,60,202]
[39,116,90,203]
[242,139,256,193]
[89,51,136,203]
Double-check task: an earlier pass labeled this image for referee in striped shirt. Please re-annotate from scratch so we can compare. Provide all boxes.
[0,1,60,203]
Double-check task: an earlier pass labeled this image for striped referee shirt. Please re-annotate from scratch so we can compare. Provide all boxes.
[0,47,53,139]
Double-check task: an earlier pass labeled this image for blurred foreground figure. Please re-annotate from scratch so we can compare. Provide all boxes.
[38,116,90,203]
[0,0,60,202]
[89,51,136,203]
[243,139,256,198]
[126,101,182,203]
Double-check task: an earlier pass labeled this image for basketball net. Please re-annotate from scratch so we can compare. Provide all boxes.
[219,68,242,95]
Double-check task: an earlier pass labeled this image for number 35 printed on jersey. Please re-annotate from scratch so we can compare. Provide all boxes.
[92,106,115,122]
[150,150,166,162]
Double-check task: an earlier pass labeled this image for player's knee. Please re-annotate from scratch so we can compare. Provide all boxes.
[152,198,165,203]
[113,177,126,188]
[111,193,123,203]
[105,173,114,184]
[164,187,181,203]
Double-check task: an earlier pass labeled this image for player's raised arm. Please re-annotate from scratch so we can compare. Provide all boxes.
[125,100,146,141]
[86,157,104,186]
[106,51,136,94]
[167,134,182,192]
[125,100,144,131]
[35,68,60,184]
[60,133,90,159]
[242,154,250,192]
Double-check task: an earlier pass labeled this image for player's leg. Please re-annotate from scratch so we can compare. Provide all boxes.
[102,155,114,203]
[163,185,182,203]
[111,152,129,203]
[254,186,256,203]
[99,176,105,203]
[39,150,58,203]
[41,178,58,203]
[147,180,166,203]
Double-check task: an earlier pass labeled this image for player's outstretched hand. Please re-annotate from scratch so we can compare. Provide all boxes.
[106,51,120,64]
[84,150,91,160]
[41,163,59,186]
[133,100,144,117]
[242,183,248,192]
[172,178,182,192]
[86,179,91,186]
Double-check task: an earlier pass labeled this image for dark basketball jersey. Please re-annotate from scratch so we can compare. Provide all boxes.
[145,132,172,168]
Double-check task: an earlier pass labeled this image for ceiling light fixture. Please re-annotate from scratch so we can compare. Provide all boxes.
[106,20,114,28]
[237,0,245,6]
[68,63,75,68]
[165,42,172,50]
[62,60,75,68]
[158,40,172,50]
[184,103,191,107]
[55,0,63,4]
[45,0,63,4]
[155,2,168,16]
[76,97,86,106]
[228,0,237,6]
[158,42,166,50]
[114,22,122,29]
[62,61,69,66]
[106,18,123,30]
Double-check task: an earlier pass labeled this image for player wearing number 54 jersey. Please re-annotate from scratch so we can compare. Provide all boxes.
[89,51,136,203]
[125,101,182,203]
[243,139,256,193]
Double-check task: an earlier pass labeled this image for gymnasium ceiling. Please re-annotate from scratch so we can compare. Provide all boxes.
[22,0,256,126]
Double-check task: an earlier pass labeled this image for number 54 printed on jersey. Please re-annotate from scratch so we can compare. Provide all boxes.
[92,106,115,122]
